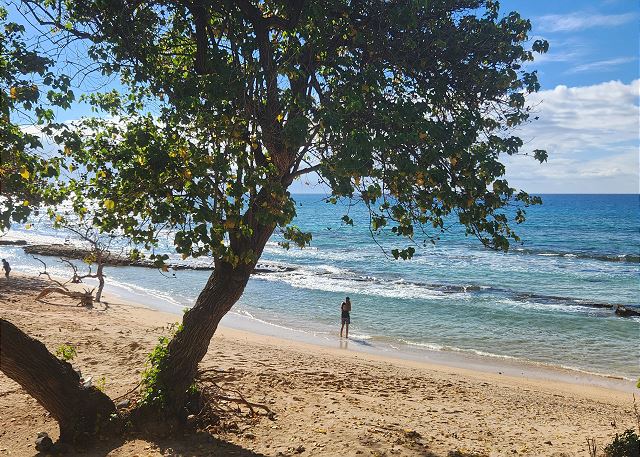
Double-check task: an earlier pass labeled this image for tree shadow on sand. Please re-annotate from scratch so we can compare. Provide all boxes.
[36,430,269,457]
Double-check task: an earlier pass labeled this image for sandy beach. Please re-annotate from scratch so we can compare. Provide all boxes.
[0,273,637,456]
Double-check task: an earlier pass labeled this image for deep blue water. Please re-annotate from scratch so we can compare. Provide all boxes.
[2,194,639,379]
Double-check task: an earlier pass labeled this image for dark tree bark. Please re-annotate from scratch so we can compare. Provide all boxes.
[0,319,116,442]
[156,261,253,414]
[157,217,277,415]
[95,262,105,303]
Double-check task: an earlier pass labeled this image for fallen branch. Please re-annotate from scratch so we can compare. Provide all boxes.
[36,287,94,307]
[32,256,69,288]
[59,258,81,283]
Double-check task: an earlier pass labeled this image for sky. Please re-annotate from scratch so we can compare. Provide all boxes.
[297,0,640,194]
[493,0,640,194]
[7,0,640,194]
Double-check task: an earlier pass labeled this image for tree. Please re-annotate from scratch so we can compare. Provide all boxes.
[0,7,119,442]
[0,5,71,231]
[0,318,115,442]
[15,0,547,423]
[51,216,117,303]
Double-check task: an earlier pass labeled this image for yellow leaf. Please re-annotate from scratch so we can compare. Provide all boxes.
[19,167,30,179]
[64,145,72,156]
[55,215,63,224]
[9,87,18,99]
[223,219,236,229]
[450,156,458,167]
[354,176,361,186]
[276,113,284,122]
[104,199,115,211]
[418,132,428,140]
[181,253,189,260]
[25,223,32,230]
[22,200,29,206]
[183,169,192,179]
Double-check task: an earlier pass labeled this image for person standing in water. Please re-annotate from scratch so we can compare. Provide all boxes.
[340,296,352,338]
[1,259,10,278]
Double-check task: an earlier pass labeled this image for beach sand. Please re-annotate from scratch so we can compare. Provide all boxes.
[0,274,637,456]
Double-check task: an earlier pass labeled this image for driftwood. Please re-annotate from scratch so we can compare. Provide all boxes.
[36,287,94,307]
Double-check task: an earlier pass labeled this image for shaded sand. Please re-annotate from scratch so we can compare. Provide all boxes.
[0,274,637,457]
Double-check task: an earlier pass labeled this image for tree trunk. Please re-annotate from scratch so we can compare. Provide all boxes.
[95,263,105,302]
[155,261,252,415]
[0,319,116,442]
[154,191,279,415]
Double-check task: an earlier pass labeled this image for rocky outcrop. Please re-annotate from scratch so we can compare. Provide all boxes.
[0,239,27,246]
[21,243,294,274]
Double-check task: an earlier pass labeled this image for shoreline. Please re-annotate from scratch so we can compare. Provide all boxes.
[2,230,638,386]
[1,272,638,456]
[4,269,638,393]
[92,273,636,394]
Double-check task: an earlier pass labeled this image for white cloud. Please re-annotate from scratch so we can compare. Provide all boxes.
[537,12,637,32]
[505,79,639,193]
[567,56,638,74]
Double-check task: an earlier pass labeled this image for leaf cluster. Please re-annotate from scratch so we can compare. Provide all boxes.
[604,429,640,457]
[19,0,548,261]
[54,343,77,361]
[0,6,73,230]
[140,322,182,406]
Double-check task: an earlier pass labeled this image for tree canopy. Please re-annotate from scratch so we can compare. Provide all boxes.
[16,0,548,264]
[0,5,73,230]
[4,0,551,418]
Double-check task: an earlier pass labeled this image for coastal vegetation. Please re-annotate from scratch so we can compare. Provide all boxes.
[1,0,550,449]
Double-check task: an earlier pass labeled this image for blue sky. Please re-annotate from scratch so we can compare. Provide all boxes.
[491,0,639,194]
[296,0,640,194]
[504,0,638,88]
[8,0,639,194]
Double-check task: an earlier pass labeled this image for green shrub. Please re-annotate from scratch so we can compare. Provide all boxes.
[55,344,77,361]
[604,429,640,457]
[95,376,106,392]
[140,322,182,406]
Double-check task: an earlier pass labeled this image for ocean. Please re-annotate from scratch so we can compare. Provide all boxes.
[2,194,639,381]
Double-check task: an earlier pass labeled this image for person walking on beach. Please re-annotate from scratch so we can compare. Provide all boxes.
[1,259,10,278]
[340,296,352,338]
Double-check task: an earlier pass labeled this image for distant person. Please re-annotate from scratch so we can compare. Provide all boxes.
[340,296,352,338]
[1,259,10,278]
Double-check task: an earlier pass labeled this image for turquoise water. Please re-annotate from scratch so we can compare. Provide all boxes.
[2,194,639,379]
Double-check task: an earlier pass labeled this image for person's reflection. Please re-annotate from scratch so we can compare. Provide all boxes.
[339,338,349,350]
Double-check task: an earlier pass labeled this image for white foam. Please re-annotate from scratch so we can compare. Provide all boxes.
[255,267,456,301]
[495,298,588,314]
